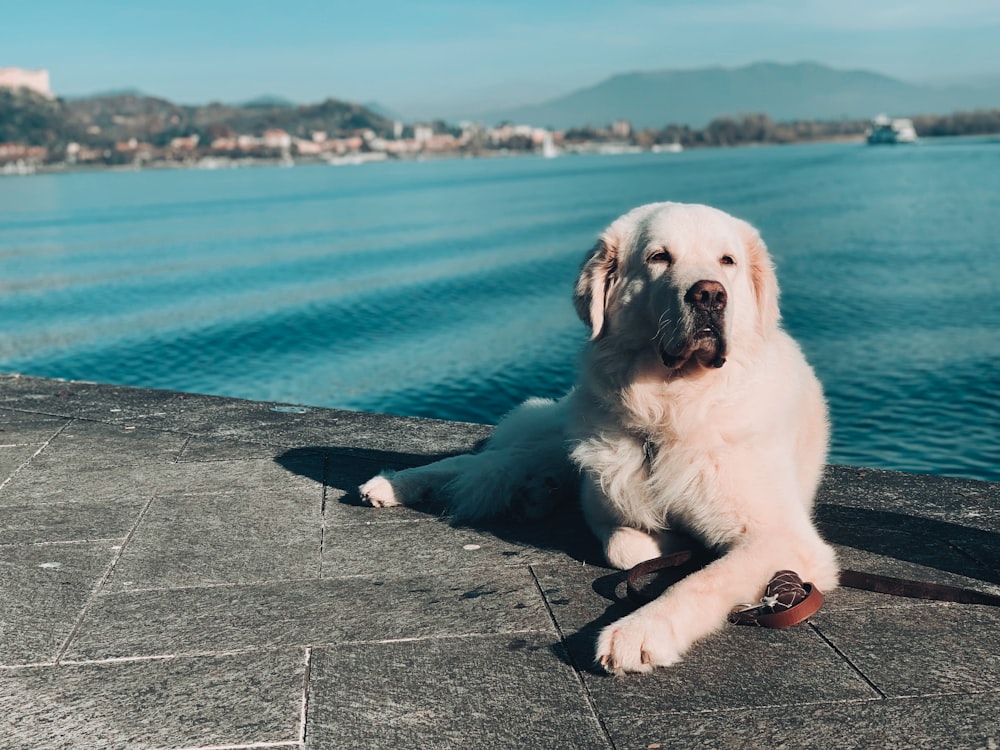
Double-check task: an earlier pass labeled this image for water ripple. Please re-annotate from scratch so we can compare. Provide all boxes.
[2,143,998,482]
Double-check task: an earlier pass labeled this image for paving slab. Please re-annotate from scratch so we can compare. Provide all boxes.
[27,419,189,470]
[0,444,43,484]
[306,634,609,749]
[1,454,323,507]
[64,567,554,661]
[818,465,1000,532]
[1,649,305,750]
[178,435,298,462]
[0,377,228,427]
[602,691,1000,750]
[0,541,116,665]
[811,601,1000,698]
[322,512,604,578]
[0,374,492,459]
[0,411,69,446]
[0,499,145,545]
[104,490,323,591]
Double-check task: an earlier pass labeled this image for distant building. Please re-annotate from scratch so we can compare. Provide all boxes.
[262,129,292,149]
[611,120,632,139]
[293,137,323,155]
[170,134,200,151]
[421,133,460,152]
[0,143,47,161]
[0,67,54,98]
[210,136,239,151]
[413,125,434,143]
[237,134,259,150]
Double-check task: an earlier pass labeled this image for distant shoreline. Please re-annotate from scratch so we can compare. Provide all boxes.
[5,81,1000,177]
[7,131,1000,179]
[2,134,878,178]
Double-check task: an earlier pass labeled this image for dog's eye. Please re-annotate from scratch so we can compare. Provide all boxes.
[648,249,672,265]
[720,255,736,266]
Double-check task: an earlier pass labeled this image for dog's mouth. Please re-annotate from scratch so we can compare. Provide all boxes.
[660,315,727,371]
[693,324,718,342]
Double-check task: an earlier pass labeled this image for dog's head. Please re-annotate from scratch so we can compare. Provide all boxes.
[574,202,780,373]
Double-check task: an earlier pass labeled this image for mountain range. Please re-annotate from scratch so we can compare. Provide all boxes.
[456,62,1000,129]
[10,60,1000,152]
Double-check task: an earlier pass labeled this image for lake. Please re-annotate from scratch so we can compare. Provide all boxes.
[1,139,998,482]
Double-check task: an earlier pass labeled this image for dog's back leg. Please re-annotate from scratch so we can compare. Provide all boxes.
[360,396,576,520]
[359,453,479,509]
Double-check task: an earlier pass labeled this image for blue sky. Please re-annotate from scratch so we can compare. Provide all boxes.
[6,1,1000,119]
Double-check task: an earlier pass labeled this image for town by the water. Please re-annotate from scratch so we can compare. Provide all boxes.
[2,66,1000,175]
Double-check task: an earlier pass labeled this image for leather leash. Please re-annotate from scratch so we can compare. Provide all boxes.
[837,569,1000,606]
[626,549,1000,629]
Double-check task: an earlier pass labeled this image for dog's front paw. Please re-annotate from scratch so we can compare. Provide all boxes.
[359,474,401,508]
[596,610,682,675]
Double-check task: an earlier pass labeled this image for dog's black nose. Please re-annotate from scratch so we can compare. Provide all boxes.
[685,280,727,311]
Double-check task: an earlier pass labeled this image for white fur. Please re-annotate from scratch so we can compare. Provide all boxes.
[359,202,839,674]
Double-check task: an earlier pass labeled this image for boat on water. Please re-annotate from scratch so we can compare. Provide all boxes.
[866,114,918,145]
[325,152,389,167]
[540,132,560,159]
[652,141,683,153]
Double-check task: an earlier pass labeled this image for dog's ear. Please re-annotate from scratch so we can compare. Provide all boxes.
[573,235,619,339]
[742,223,780,332]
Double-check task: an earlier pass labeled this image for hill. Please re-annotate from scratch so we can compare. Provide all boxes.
[65,94,395,146]
[0,89,91,148]
[0,89,395,155]
[471,62,1000,128]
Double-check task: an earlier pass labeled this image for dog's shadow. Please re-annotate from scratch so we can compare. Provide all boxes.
[276,448,1000,674]
[276,444,627,673]
[274,443,605,563]
[816,504,1000,586]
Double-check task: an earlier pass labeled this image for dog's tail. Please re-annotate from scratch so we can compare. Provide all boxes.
[444,396,578,522]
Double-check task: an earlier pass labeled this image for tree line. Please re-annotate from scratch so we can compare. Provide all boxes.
[567,110,1000,149]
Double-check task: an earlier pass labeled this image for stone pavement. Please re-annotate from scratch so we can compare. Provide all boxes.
[0,373,998,749]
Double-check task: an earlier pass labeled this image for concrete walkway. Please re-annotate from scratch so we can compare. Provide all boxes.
[1,373,998,749]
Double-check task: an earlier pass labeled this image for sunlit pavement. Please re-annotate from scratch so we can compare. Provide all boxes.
[1,374,998,749]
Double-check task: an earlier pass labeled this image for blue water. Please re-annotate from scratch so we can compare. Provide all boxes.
[1,140,998,482]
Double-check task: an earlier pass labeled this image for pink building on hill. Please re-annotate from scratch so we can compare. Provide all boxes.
[0,68,54,98]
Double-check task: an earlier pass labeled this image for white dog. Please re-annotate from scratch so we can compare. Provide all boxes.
[360,202,840,674]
